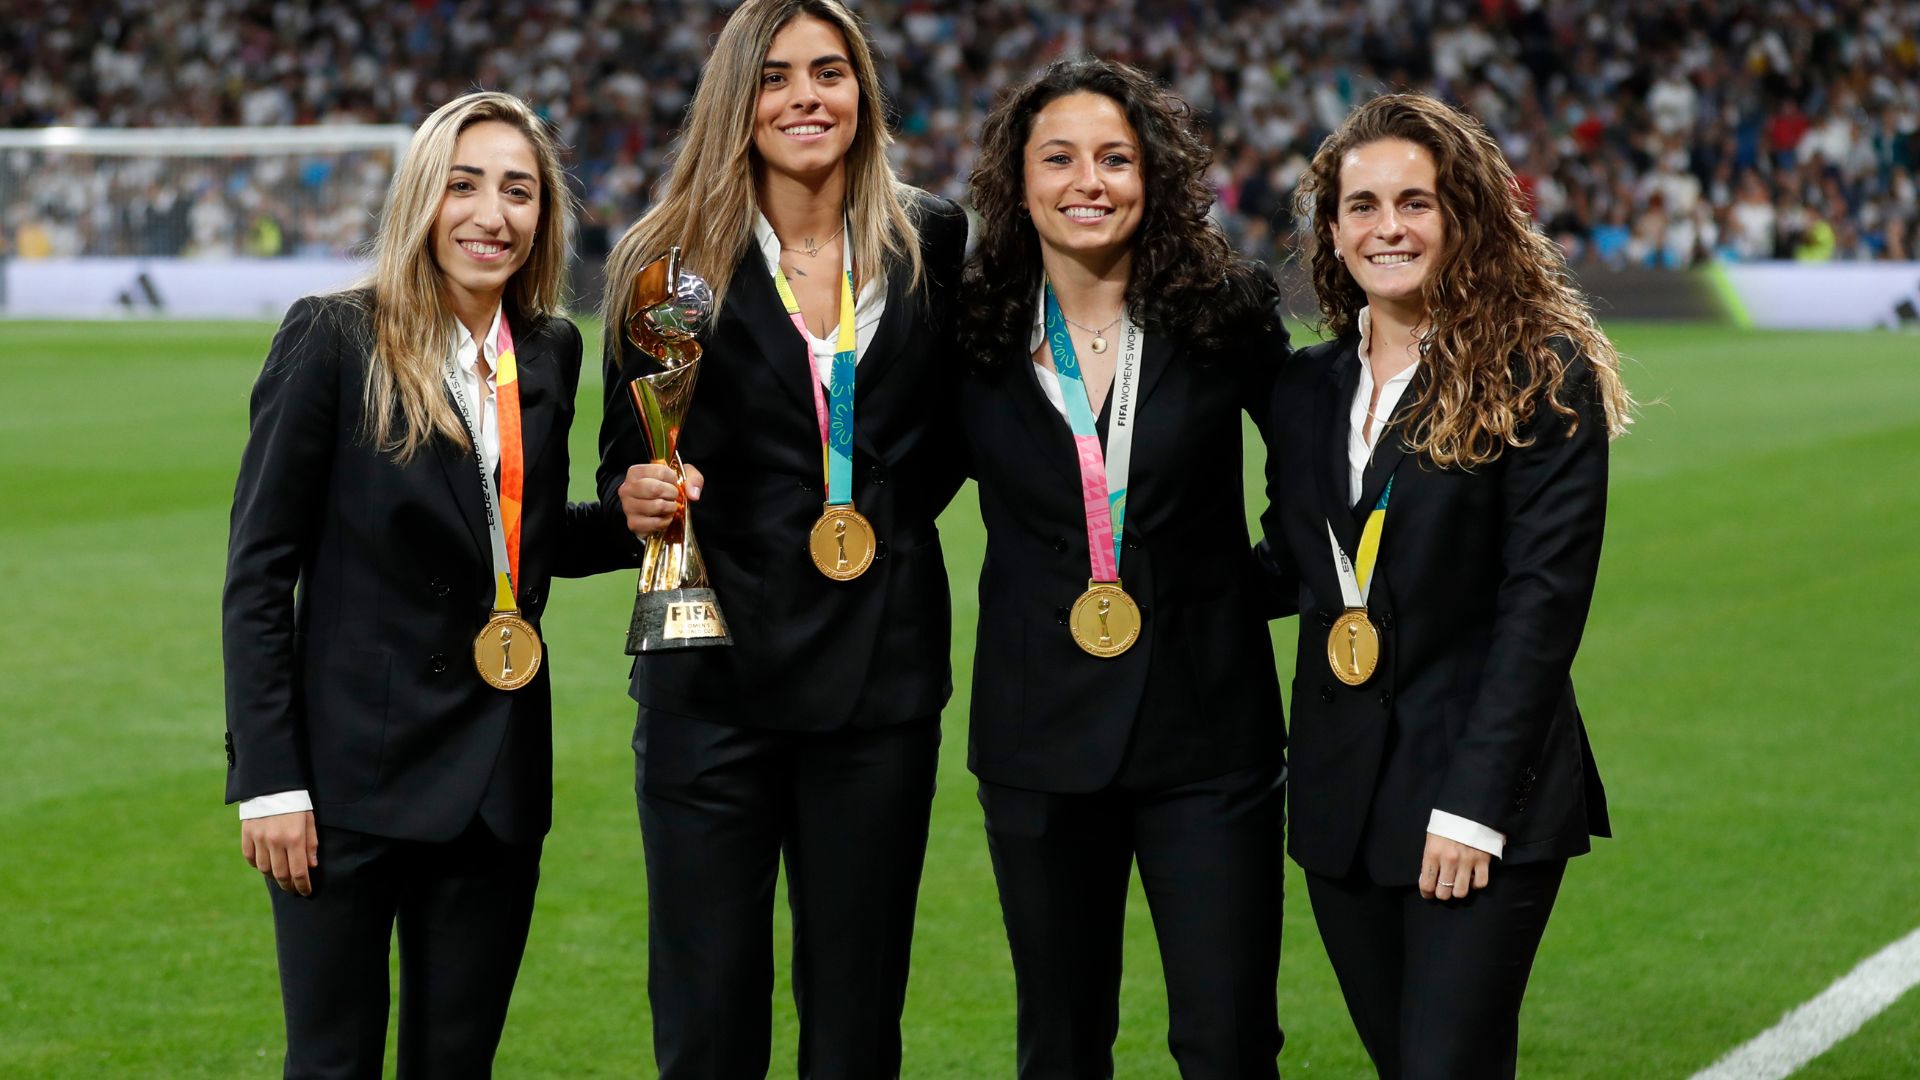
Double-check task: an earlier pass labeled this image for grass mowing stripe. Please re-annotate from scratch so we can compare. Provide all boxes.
[1690,926,1920,1080]
[2,319,1917,1077]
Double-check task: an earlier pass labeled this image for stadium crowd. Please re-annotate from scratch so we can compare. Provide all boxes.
[3,0,1917,266]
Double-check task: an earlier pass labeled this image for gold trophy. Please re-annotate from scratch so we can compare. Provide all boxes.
[623,246,731,653]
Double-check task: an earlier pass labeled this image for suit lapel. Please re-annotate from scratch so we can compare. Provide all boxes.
[434,389,490,562]
[1352,428,1408,525]
[1110,323,1171,419]
[512,312,556,489]
[726,253,821,419]
[850,270,911,405]
[1315,338,1364,552]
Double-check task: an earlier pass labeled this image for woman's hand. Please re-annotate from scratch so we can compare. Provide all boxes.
[619,462,704,537]
[1419,832,1492,901]
[243,811,319,896]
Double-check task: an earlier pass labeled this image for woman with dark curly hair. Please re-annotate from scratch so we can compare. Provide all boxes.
[957,57,1291,1079]
[1262,92,1631,1079]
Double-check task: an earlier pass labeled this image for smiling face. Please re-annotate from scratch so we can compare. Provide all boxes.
[1332,137,1446,318]
[1022,91,1145,264]
[753,14,860,183]
[432,119,541,322]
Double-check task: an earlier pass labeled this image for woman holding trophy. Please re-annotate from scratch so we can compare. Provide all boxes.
[955,59,1292,1078]
[597,1,967,1076]
[222,91,636,1075]
[1262,93,1629,1077]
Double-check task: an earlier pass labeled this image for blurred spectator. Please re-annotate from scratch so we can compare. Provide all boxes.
[1,0,1915,268]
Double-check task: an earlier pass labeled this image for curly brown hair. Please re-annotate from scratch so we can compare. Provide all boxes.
[1295,93,1632,467]
[959,57,1275,364]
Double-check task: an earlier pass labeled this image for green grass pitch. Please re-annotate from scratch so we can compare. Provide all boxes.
[2,317,1917,1078]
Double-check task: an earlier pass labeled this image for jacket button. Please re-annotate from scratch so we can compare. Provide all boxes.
[429,653,449,674]
[797,478,814,493]
[1379,612,1395,631]
[1123,537,1140,551]
[874,540,889,561]
[869,466,887,484]
[430,576,450,597]
[1378,690,1392,709]
[523,587,541,607]
[1052,536,1070,553]
[1317,610,1335,628]
[1055,607,1070,625]
[1320,684,1336,703]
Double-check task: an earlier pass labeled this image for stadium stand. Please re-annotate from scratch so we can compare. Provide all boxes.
[3,0,1915,266]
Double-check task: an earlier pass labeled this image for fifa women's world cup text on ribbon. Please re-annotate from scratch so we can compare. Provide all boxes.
[442,316,542,690]
[1044,281,1143,659]
[770,221,877,581]
[1325,475,1395,687]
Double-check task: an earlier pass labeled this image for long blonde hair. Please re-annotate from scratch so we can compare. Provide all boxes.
[1295,93,1632,468]
[358,90,574,462]
[600,0,922,340]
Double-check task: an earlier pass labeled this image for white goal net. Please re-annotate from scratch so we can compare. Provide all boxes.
[0,124,409,316]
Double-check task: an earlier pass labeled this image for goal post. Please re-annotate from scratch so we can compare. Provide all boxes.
[0,124,410,317]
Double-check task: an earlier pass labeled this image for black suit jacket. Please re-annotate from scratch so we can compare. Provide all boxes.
[1261,336,1611,884]
[961,309,1290,792]
[222,292,638,845]
[595,192,969,731]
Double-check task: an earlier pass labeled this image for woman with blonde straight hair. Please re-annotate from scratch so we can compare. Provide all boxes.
[223,89,635,1077]
[1261,92,1630,1079]
[596,2,967,1076]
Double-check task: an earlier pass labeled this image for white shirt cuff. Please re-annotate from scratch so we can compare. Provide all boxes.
[1429,809,1506,858]
[238,790,313,820]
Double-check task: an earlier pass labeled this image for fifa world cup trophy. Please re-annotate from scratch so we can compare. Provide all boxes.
[622,246,732,652]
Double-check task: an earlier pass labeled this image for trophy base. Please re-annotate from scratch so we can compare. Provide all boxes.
[627,587,733,654]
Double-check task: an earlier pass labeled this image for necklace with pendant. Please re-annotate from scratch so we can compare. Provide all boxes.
[1058,309,1124,354]
[782,220,847,259]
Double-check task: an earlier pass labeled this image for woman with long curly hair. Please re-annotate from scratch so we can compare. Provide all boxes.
[958,57,1291,1078]
[596,1,967,1075]
[1262,92,1631,1079]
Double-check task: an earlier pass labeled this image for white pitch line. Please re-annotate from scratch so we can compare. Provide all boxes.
[1690,924,1920,1080]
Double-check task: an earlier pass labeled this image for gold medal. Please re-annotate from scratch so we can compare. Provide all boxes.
[474,610,543,691]
[808,505,876,581]
[1326,608,1380,687]
[1070,580,1141,658]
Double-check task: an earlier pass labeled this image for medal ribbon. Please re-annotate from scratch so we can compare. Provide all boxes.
[1043,281,1140,582]
[442,314,524,612]
[769,226,857,507]
[1326,475,1394,608]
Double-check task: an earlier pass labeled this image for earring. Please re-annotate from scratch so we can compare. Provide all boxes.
[1334,249,1344,261]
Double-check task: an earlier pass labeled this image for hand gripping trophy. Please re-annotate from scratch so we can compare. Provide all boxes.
[622,246,732,653]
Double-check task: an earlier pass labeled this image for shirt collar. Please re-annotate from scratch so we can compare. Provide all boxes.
[753,209,885,334]
[752,211,783,275]
[1028,280,1048,354]
[1355,305,1420,388]
[453,305,505,380]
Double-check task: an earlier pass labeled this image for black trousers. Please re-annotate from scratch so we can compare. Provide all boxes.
[978,765,1287,1080]
[1304,859,1567,1080]
[634,707,941,1080]
[265,820,542,1080]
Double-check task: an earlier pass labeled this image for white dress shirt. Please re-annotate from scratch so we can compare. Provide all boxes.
[1348,306,1507,860]
[238,307,504,821]
[752,211,887,382]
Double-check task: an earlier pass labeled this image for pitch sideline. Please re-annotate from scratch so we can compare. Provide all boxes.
[1689,924,1920,1079]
